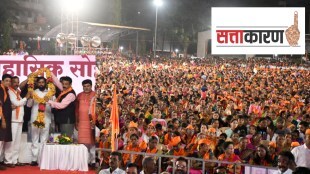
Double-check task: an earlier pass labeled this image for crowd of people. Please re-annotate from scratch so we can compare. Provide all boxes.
[0,49,29,56]
[96,56,310,174]
[0,70,96,170]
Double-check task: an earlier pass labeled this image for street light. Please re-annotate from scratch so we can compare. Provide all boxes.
[153,0,163,59]
[120,46,124,52]
[175,49,179,53]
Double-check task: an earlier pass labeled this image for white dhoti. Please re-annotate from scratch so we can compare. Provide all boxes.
[0,141,4,161]
[4,122,23,164]
[85,144,96,164]
[31,123,50,162]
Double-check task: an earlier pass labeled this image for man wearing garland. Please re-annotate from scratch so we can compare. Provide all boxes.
[48,75,76,138]
[4,76,31,167]
[0,74,13,170]
[27,77,54,166]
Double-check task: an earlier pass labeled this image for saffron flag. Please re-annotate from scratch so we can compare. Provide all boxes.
[110,87,119,151]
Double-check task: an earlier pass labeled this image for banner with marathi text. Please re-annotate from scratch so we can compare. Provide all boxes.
[0,55,95,93]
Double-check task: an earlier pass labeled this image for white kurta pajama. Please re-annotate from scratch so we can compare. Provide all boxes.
[4,88,27,165]
[27,89,54,162]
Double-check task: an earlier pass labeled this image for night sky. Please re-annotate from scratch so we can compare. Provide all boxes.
[45,0,309,31]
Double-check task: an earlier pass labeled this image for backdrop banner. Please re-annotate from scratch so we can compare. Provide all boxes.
[0,55,96,93]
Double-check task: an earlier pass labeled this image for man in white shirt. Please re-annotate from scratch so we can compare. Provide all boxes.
[273,151,295,174]
[4,76,30,167]
[297,121,308,140]
[99,151,125,174]
[27,77,54,166]
[291,129,310,168]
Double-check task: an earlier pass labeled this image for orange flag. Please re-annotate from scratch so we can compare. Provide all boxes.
[110,87,119,151]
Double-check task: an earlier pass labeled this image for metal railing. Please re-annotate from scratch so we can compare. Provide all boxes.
[96,148,277,174]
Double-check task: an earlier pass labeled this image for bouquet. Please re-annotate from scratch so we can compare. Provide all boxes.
[58,134,73,144]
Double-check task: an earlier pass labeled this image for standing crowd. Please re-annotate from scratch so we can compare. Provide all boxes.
[96,56,310,174]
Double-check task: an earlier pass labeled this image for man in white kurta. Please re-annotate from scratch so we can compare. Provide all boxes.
[4,76,30,167]
[291,129,310,169]
[27,77,54,165]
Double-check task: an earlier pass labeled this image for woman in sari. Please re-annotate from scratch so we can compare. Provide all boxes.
[249,144,273,166]
[218,142,242,174]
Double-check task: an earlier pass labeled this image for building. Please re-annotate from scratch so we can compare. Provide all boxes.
[10,0,49,49]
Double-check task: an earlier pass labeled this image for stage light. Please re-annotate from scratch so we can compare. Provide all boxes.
[62,0,83,12]
[153,0,163,7]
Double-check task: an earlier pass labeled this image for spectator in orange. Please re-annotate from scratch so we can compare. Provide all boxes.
[98,129,111,170]
[218,142,241,174]
[249,145,273,166]
[123,134,146,165]
[167,136,185,156]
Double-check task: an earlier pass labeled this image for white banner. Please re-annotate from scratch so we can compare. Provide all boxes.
[0,55,96,94]
[212,7,305,55]
[244,166,277,174]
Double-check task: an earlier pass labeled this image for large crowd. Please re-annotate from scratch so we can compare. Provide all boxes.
[96,56,310,174]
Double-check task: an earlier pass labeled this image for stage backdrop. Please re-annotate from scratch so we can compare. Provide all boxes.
[0,55,95,94]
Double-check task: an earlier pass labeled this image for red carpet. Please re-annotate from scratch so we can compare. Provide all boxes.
[4,166,96,174]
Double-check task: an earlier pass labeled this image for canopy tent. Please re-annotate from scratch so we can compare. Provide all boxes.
[44,21,150,42]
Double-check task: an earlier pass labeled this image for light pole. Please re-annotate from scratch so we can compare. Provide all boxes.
[153,0,163,59]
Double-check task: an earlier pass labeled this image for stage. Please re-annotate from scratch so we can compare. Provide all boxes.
[4,166,95,174]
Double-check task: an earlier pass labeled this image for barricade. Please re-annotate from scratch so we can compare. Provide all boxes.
[96,148,278,174]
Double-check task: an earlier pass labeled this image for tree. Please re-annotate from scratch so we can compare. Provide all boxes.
[164,0,211,57]
[112,0,122,50]
[2,20,12,51]
[0,0,18,51]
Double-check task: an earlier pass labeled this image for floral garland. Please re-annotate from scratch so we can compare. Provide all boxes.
[28,68,56,128]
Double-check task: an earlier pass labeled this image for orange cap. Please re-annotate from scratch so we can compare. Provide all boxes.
[139,141,148,150]
[268,142,276,148]
[100,129,109,135]
[306,129,310,135]
[198,139,210,145]
[291,142,300,147]
[128,121,138,128]
[169,136,181,147]
[208,128,216,133]
[186,125,195,130]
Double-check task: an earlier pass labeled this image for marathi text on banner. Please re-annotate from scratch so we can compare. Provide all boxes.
[0,55,96,93]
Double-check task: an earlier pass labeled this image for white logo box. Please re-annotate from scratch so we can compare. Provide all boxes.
[211,7,305,55]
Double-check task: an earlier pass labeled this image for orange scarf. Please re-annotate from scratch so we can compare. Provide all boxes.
[200,152,210,160]
[56,87,73,102]
[1,84,7,102]
[90,97,96,122]
[0,84,7,117]
[8,87,21,119]
[173,148,185,156]
[146,148,158,154]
